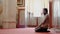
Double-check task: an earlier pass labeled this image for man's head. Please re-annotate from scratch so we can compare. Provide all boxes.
[43,8,48,15]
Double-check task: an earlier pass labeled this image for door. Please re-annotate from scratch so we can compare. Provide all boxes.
[16,9,25,28]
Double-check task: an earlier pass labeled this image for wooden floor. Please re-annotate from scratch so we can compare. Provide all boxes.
[0,28,60,34]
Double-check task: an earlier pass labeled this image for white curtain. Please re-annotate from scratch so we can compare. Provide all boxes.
[25,0,45,17]
[25,0,49,26]
[53,0,60,29]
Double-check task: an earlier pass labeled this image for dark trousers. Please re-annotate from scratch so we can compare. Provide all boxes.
[35,27,48,32]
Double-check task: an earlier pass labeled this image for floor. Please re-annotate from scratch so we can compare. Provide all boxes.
[0,28,60,34]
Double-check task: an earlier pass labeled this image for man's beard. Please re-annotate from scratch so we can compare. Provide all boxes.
[44,13,47,15]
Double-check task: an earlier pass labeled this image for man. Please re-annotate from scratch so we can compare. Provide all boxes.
[35,8,50,32]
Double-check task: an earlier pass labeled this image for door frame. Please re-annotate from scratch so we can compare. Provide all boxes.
[49,1,53,28]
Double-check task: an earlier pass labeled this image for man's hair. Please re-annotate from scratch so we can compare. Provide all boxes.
[43,8,48,15]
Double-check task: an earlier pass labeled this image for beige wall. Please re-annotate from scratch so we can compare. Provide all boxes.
[0,0,3,26]
[0,0,17,28]
[3,0,17,22]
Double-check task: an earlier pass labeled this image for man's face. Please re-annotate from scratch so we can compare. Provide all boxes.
[43,10,46,14]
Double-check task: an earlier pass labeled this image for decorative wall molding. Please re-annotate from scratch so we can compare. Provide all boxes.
[2,21,16,29]
[17,0,25,7]
[17,7,25,9]
[2,21,16,23]
[49,0,53,2]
